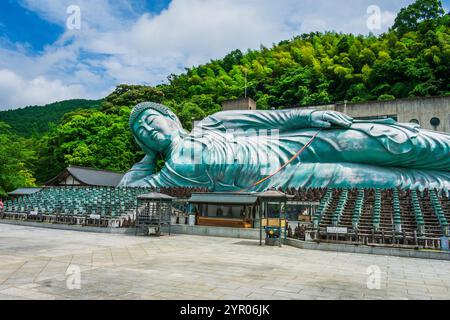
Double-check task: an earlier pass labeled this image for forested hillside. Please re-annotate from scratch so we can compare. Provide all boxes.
[0,99,102,136]
[0,0,448,196]
[103,0,450,123]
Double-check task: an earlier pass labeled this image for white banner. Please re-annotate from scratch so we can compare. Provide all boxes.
[327,226,348,234]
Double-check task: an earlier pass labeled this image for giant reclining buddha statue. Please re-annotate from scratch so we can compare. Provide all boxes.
[119,102,450,192]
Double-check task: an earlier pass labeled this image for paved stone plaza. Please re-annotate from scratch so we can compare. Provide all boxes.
[0,224,449,300]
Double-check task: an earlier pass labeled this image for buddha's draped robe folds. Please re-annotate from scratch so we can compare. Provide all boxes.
[125,109,450,191]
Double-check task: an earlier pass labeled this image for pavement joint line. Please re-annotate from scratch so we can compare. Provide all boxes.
[68,254,74,268]
[125,246,135,261]
[0,261,28,286]
[108,247,114,265]
[31,257,53,283]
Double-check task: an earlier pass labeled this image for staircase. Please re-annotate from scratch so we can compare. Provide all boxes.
[378,189,395,240]
[312,188,334,228]
[357,189,375,237]
[440,191,450,222]
[318,189,343,232]
[336,189,359,230]
[398,190,420,239]
[418,190,444,238]
[331,189,349,226]
[429,190,449,236]
[350,189,365,231]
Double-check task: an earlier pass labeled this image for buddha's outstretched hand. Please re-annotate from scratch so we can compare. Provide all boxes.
[310,110,353,128]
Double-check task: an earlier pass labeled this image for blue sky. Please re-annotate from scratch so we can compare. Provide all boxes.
[0,0,447,109]
[0,1,62,52]
[0,0,171,51]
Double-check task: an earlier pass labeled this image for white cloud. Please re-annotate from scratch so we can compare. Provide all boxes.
[0,69,87,110]
[19,0,139,30]
[1,0,414,109]
[70,0,412,85]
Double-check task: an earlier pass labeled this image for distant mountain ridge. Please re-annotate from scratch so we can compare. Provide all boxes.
[0,99,102,136]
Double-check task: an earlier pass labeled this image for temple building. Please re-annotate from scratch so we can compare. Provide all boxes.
[45,166,124,187]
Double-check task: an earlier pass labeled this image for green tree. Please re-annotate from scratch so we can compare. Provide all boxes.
[177,102,207,131]
[392,0,445,35]
[0,99,101,137]
[0,122,36,196]
[35,108,142,183]
[101,84,165,113]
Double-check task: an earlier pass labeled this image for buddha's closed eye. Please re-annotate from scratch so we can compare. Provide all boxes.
[145,115,155,125]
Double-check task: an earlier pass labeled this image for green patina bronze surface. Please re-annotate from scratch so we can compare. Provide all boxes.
[119,102,450,191]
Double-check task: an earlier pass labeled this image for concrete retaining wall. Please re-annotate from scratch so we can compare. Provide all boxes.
[0,220,260,239]
[284,238,450,261]
[162,224,261,240]
[0,219,137,235]
[309,96,450,133]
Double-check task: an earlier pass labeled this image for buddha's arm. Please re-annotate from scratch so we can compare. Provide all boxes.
[118,154,156,186]
[199,109,352,132]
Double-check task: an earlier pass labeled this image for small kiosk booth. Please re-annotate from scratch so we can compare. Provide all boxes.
[258,190,289,247]
[135,192,173,236]
[188,192,259,228]
[188,190,291,246]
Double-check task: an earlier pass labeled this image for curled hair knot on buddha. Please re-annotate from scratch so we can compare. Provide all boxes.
[129,102,182,130]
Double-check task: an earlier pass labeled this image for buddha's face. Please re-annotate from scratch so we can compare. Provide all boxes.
[133,108,181,153]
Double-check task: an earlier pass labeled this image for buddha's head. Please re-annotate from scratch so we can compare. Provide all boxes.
[130,102,185,154]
